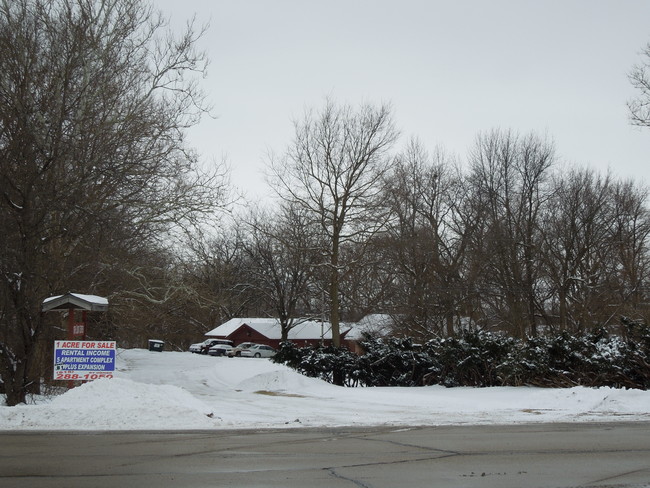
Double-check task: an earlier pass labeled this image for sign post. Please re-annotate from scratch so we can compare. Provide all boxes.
[43,293,111,387]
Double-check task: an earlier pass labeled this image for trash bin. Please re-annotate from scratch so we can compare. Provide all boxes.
[148,339,164,352]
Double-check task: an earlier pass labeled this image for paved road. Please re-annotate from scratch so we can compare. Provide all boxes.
[1,423,649,487]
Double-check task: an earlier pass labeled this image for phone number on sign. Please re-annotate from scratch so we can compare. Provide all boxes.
[55,372,114,380]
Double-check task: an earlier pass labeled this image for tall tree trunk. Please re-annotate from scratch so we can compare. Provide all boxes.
[329,240,341,348]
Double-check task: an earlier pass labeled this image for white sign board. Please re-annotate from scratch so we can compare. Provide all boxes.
[53,340,116,381]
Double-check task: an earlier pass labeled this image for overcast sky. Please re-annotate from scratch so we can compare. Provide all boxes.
[156,0,650,199]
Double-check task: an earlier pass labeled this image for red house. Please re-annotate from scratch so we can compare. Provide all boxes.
[204,318,354,349]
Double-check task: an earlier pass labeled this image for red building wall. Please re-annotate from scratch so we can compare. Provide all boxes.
[224,325,270,346]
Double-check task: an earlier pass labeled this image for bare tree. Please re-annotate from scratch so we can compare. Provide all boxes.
[629,42,650,128]
[268,100,398,347]
[381,139,469,338]
[541,171,650,331]
[335,237,396,324]
[0,0,226,405]
[609,179,650,321]
[242,203,320,340]
[181,226,261,327]
[541,169,615,331]
[467,130,555,338]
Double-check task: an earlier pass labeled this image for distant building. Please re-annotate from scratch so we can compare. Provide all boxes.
[204,318,355,349]
[342,314,396,354]
[344,314,395,339]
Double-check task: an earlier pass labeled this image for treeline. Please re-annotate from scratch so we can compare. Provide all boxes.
[74,120,650,354]
[176,131,650,344]
[272,318,650,390]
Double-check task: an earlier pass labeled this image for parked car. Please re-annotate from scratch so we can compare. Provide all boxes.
[208,344,234,356]
[189,339,232,354]
[240,344,276,358]
[227,342,258,357]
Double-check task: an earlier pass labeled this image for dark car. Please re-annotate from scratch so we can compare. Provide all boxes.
[189,339,232,354]
[208,343,234,356]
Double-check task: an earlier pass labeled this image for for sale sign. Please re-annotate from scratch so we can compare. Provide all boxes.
[53,340,116,381]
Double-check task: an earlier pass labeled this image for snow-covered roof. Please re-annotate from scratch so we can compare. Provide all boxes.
[42,292,109,312]
[206,318,353,341]
[344,314,395,340]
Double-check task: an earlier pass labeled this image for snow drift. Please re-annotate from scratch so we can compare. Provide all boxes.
[1,348,648,430]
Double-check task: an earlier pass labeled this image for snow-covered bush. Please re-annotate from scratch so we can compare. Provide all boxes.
[272,342,359,386]
[356,337,434,386]
[274,322,650,389]
[429,331,517,387]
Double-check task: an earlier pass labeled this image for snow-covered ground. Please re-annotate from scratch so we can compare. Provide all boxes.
[1,348,649,430]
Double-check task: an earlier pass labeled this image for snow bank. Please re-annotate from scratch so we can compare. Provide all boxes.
[234,368,340,393]
[2,378,216,430]
[1,348,648,431]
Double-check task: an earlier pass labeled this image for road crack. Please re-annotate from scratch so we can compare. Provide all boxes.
[326,467,375,488]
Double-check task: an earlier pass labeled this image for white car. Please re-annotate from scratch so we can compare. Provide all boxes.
[240,344,276,358]
[227,342,258,357]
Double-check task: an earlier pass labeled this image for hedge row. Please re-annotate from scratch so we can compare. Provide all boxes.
[272,319,650,389]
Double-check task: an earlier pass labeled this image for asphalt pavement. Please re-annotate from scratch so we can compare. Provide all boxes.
[1,422,649,487]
